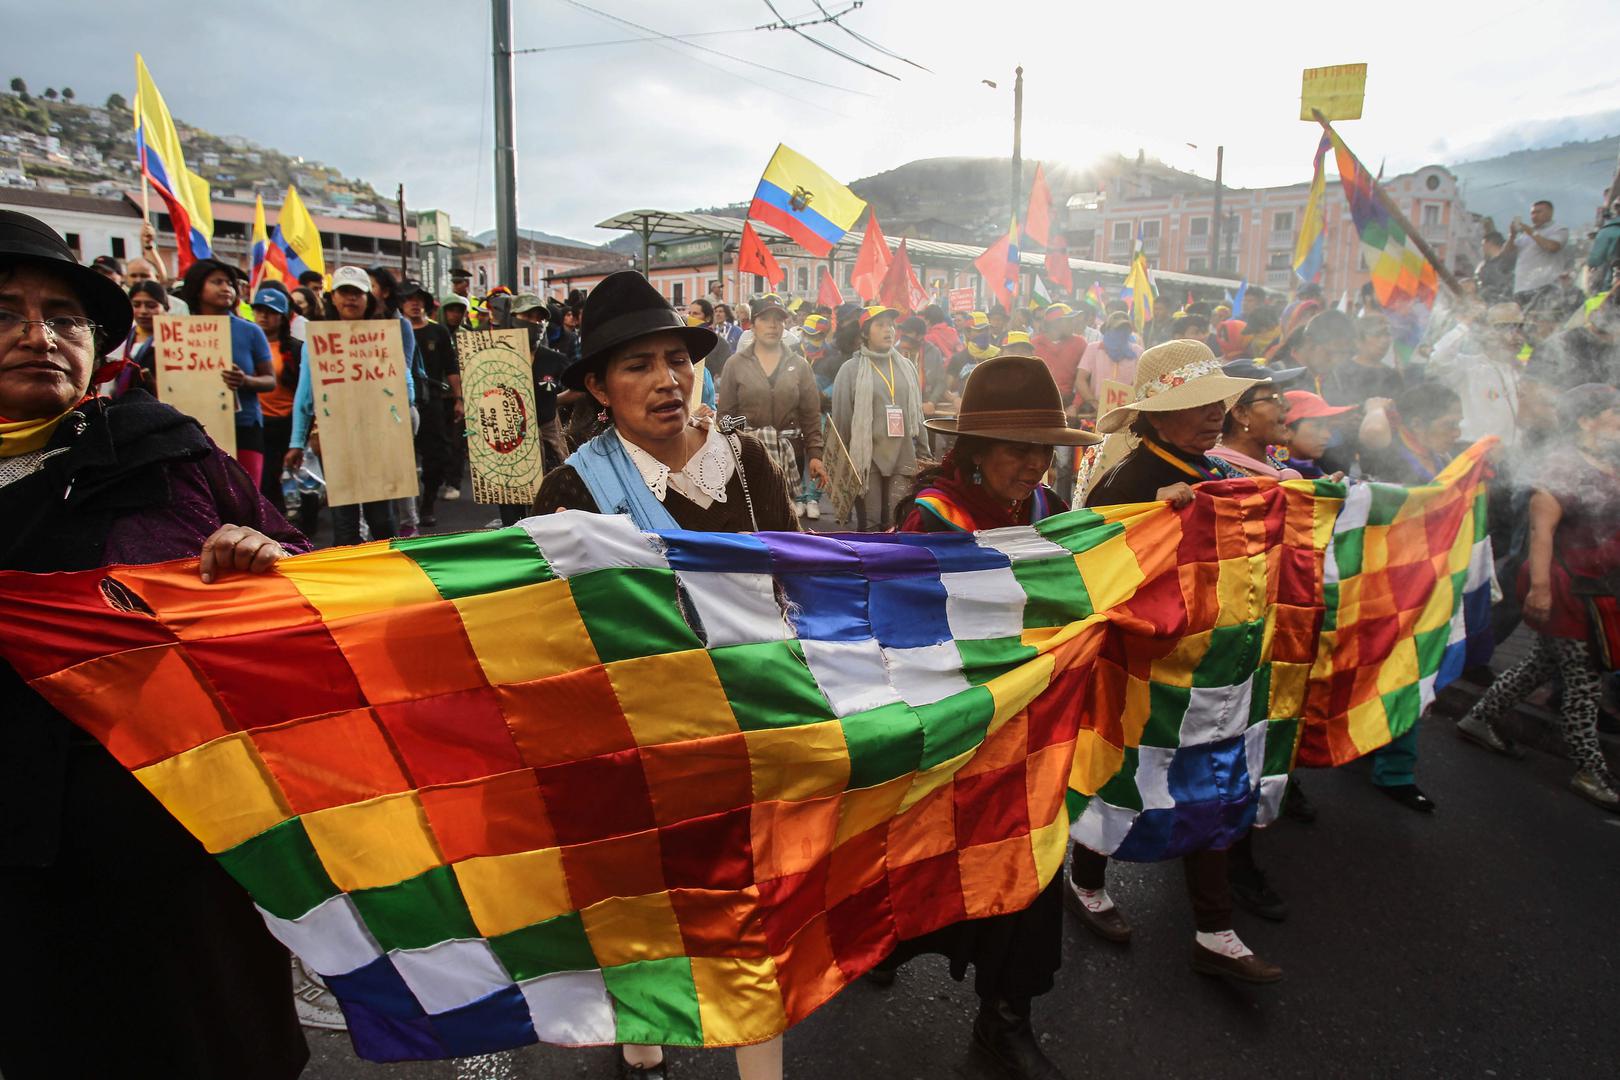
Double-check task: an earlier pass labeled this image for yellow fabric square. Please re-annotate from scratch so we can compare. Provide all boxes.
[608,649,739,746]
[1151,631,1209,689]
[1413,576,1458,635]
[454,579,600,686]
[1345,697,1392,755]
[279,545,439,621]
[134,732,291,853]
[745,721,849,803]
[691,956,788,1045]
[1375,638,1420,696]
[1360,525,1391,574]
[898,748,971,813]
[835,772,911,845]
[453,848,572,937]
[983,651,1054,727]
[1268,662,1312,719]
[1068,729,1124,796]
[1076,533,1145,613]
[1215,554,1268,627]
[1119,674,1151,747]
[302,791,443,892]
[580,892,684,966]
[1029,816,1068,886]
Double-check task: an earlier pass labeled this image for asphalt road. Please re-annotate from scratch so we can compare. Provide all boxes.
[295,487,1620,1080]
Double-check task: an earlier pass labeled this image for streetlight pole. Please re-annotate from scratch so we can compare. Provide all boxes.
[1010,66,1023,300]
[491,0,519,290]
[1211,145,1224,277]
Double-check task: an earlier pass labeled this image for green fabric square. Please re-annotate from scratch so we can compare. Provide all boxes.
[1011,554,1092,628]
[1380,683,1422,741]
[1366,483,1409,526]
[1247,665,1274,725]
[1035,508,1121,555]
[392,529,554,600]
[915,685,995,769]
[1095,746,1142,811]
[216,817,338,921]
[490,912,597,981]
[602,957,703,1046]
[1194,621,1263,687]
[1322,582,1341,631]
[1333,530,1364,581]
[1472,492,1489,543]
[1413,624,1452,678]
[709,640,834,731]
[1140,682,1190,748]
[350,865,478,952]
[569,568,703,664]
[840,701,924,790]
[955,636,1038,686]
[1261,717,1299,777]
[1064,787,1088,823]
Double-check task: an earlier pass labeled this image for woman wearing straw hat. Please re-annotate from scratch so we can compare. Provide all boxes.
[1071,340,1287,983]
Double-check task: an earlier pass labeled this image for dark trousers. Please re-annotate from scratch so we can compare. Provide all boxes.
[1071,843,1233,932]
[259,415,293,515]
[331,502,395,546]
[417,397,458,516]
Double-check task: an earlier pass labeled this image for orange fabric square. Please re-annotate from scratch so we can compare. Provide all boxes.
[638,734,753,827]
[886,781,957,868]
[559,828,666,909]
[113,560,318,640]
[252,708,411,813]
[771,912,845,1027]
[497,665,637,768]
[1024,742,1071,830]
[751,796,839,883]
[325,601,488,706]
[668,886,770,958]
[825,824,886,907]
[958,710,1029,779]
[36,644,231,769]
[1178,560,1222,632]
[418,769,555,863]
[957,833,1038,919]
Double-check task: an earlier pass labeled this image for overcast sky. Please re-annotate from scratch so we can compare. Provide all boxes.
[6,0,1617,244]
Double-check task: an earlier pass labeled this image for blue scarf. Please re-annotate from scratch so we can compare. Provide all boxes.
[565,429,680,531]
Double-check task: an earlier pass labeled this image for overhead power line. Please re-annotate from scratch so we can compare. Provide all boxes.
[761,0,899,80]
[810,0,931,72]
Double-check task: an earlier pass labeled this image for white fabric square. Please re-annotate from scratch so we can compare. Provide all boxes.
[1465,536,1495,592]
[882,642,971,707]
[520,969,617,1045]
[1178,679,1255,747]
[974,526,1072,563]
[1134,745,1176,811]
[1254,774,1287,826]
[256,895,382,978]
[1069,797,1138,856]
[1418,672,1438,710]
[1243,721,1269,789]
[800,637,902,717]
[941,567,1027,640]
[521,511,669,575]
[393,938,514,1015]
[676,570,789,647]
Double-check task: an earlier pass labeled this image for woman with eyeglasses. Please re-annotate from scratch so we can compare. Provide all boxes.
[1206,359,1310,480]
[0,210,310,1078]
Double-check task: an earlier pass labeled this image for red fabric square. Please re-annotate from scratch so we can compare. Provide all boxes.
[0,569,176,681]
[771,913,844,1027]
[1026,631,1098,750]
[953,760,1031,848]
[668,886,770,958]
[373,687,524,787]
[659,808,753,890]
[184,622,366,729]
[418,769,556,863]
[888,851,965,940]
[825,825,886,907]
[825,877,896,977]
[1274,544,1323,607]
[559,829,665,908]
[535,747,656,846]
[253,709,410,813]
[497,665,637,768]
[755,858,830,955]
[638,734,754,827]
[1386,557,1439,613]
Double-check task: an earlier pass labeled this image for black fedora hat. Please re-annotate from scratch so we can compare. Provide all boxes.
[563,270,717,391]
[0,209,133,351]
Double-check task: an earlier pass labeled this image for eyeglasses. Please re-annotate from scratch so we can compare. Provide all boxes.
[1246,393,1285,407]
[0,310,98,342]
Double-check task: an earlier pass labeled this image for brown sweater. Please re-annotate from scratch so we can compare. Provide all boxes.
[532,431,802,532]
[716,342,825,462]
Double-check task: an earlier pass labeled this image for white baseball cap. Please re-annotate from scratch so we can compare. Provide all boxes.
[331,265,371,293]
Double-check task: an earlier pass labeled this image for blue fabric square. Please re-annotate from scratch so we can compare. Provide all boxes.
[431,985,537,1057]
[340,998,447,1062]
[326,955,423,1017]
[661,530,774,574]
[869,575,951,648]
[783,572,870,641]
[893,531,1012,573]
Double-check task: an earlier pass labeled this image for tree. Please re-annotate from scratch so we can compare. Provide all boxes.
[43,87,57,100]
[8,77,25,95]
[105,92,127,111]
[61,87,74,102]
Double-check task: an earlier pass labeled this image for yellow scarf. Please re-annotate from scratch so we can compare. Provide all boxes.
[967,341,1000,361]
[0,406,76,457]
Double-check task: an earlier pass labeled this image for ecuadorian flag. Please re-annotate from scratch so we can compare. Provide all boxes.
[265,185,326,283]
[134,54,213,272]
[747,144,866,258]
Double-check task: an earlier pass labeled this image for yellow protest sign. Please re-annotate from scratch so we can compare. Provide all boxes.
[456,328,544,505]
[1299,63,1367,122]
[305,320,418,507]
[153,314,236,456]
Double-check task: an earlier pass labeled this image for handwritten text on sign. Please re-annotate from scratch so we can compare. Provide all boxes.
[154,314,236,456]
[456,328,544,505]
[306,321,418,507]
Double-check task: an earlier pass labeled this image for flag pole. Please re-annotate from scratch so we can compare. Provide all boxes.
[1313,111,1461,296]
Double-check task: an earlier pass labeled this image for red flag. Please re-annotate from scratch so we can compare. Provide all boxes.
[817,266,843,308]
[737,221,783,287]
[974,219,1018,310]
[851,211,890,301]
[1024,162,1053,247]
[1044,233,1073,292]
[878,238,929,314]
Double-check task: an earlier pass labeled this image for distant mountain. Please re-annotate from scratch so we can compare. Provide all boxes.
[471,227,601,251]
[1450,135,1619,234]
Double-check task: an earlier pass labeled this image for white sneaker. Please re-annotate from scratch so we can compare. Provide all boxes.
[795,500,807,517]
[440,484,461,501]
[806,501,821,520]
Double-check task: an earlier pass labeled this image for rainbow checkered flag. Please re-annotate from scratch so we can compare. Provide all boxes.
[0,443,1495,1061]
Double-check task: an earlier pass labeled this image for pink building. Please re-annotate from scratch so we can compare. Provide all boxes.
[458,239,609,297]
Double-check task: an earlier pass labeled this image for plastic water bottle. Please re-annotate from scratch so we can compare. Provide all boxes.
[280,470,299,506]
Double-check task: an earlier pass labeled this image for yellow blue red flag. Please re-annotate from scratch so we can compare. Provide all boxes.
[747,145,866,258]
[266,186,326,282]
[133,54,213,271]
[250,196,275,290]
[1293,134,1331,284]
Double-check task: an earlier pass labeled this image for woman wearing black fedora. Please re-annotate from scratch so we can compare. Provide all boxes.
[0,210,309,1078]
[532,270,793,1079]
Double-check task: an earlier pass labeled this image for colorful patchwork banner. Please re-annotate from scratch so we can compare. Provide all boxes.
[0,442,1494,1061]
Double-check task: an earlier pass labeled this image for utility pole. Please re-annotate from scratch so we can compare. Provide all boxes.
[1210,145,1224,277]
[491,0,519,290]
[1008,65,1023,302]
[396,184,408,279]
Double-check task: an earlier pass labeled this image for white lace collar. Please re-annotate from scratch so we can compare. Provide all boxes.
[617,425,733,509]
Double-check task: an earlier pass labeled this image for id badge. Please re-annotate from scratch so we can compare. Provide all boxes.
[885,405,905,437]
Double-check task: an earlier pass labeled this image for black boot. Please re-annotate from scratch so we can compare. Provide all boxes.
[972,998,1065,1080]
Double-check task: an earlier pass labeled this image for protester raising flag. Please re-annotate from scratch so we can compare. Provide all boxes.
[974,216,1020,310]
[746,144,866,258]
[851,210,890,301]
[264,185,325,283]
[1324,123,1438,310]
[249,195,272,290]
[737,221,784,287]
[1121,226,1155,333]
[1293,133,1331,284]
[133,54,213,271]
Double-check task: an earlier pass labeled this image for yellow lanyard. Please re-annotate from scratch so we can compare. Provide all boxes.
[870,356,898,402]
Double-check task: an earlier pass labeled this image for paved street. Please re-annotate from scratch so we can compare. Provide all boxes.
[298,488,1620,1079]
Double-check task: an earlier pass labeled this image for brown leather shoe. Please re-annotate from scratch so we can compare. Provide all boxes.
[1062,878,1132,943]
[1190,943,1283,983]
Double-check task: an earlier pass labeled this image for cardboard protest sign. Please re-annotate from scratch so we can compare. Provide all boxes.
[1075,379,1137,500]
[1299,63,1367,122]
[456,328,544,505]
[153,314,236,455]
[1099,378,1134,417]
[305,320,418,507]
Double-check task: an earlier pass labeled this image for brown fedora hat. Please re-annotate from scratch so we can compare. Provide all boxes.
[925,354,1102,446]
